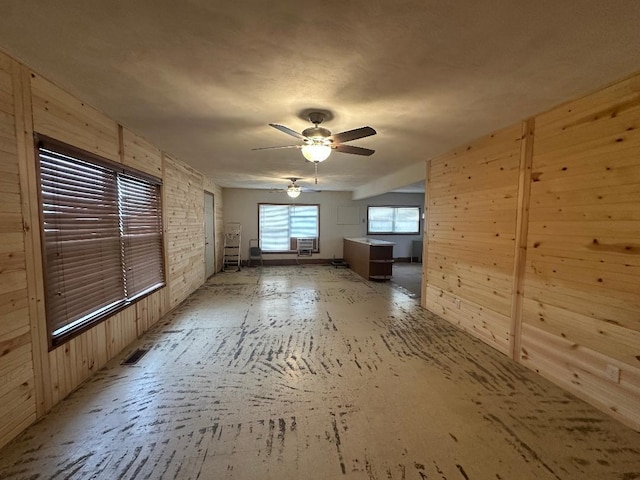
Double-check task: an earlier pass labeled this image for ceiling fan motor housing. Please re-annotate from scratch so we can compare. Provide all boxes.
[302,126,332,142]
[308,111,325,125]
[255,113,376,159]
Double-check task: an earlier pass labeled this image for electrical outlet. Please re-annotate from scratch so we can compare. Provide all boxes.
[605,364,620,383]
[454,298,461,309]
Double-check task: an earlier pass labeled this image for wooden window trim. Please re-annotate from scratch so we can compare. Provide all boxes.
[35,135,166,349]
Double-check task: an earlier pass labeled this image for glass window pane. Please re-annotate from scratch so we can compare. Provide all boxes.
[291,205,318,238]
[394,207,420,233]
[368,207,394,233]
[259,204,319,251]
[259,204,290,251]
[368,206,419,234]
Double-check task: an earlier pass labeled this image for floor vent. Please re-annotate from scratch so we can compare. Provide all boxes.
[122,348,149,365]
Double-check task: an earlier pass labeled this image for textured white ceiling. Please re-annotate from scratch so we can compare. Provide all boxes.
[1,1,639,193]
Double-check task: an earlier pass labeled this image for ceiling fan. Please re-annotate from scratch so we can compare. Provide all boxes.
[253,112,377,163]
[270,178,318,198]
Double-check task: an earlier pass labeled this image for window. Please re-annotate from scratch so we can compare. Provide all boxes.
[367,206,420,234]
[37,137,164,345]
[259,203,319,252]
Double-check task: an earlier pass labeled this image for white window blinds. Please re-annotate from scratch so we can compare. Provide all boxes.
[258,204,319,252]
[119,174,164,299]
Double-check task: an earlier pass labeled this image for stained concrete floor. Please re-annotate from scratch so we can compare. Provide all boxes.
[390,262,422,299]
[1,266,640,479]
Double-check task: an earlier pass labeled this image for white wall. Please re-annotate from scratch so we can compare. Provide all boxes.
[222,189,425,261]
[353,160,426,200]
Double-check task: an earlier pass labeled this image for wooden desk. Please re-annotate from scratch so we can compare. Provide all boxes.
[343,238,394,280]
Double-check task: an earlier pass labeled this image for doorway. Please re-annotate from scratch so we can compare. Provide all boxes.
[204,192,215,278]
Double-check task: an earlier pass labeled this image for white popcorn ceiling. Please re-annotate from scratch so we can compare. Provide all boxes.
[0,1,638,194]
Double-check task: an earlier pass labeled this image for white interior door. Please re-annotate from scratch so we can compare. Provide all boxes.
[204,192,215,278]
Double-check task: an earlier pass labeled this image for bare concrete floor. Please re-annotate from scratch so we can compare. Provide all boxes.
[1,266,639,479]
[390,262,422,299]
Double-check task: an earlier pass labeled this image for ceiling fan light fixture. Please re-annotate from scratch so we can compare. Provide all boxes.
[287,185,301,198]
[301,143,331,162]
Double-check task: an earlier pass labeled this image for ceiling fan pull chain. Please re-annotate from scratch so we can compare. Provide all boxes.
[314,162,318,184]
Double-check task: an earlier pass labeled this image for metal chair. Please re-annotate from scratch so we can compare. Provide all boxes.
[248,238,262,266]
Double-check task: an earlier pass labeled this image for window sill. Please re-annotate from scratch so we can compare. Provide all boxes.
[49,282,165,350]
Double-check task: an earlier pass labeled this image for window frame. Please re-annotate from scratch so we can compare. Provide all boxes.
[366,205,421,235]
[36,135,166,348]
[258,203,320,253]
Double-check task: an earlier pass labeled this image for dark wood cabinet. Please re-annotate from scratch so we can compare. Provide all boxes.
[343,238,394,280]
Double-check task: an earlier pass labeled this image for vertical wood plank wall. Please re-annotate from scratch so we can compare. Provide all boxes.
[424,124,522,355]
[0,49,224,449]
[422,73,640,430]
[520,74,640,428]
[0,51,37,447]
[165,156,206,308]
[30,72,120,163]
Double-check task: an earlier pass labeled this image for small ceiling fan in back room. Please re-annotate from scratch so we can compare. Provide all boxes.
[270,178,318,199]
[253,112,377,183]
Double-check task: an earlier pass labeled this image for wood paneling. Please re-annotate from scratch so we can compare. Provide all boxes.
[135,289,168,337]
[426,287,511,355]
[0,47,220,448]
[49,323,104,404]
[423,71,640,430]
[30,73,119,162]
[15,60,53,421]
[520,73,640,429]
[46,275,167,407]
[121,127,162,177]
[421,162,430,302]
[0,51,36,450]
[520,324,640,429]
[164,155,205,307]
[424,124,522,353]
[509,119,535,359]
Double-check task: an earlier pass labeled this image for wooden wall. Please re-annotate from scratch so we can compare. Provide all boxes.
[121,126,163,177]
[0,51,36,448]
[165,155,206,308]
[0,49,223,449]
[520,74,640,428]
[423,73,640,430]
[424,125,522,355]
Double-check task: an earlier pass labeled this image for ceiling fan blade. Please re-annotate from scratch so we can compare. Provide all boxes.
[269,123,307,140]
[252,145,301,151]
[331,126,376,143]
[334,144,375,156]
